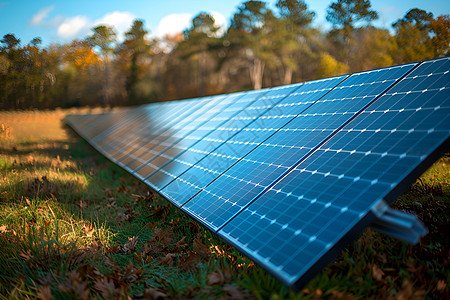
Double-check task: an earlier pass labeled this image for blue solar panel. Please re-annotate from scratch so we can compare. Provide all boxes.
[181,63,416,231]
[161,76,347,208]
[219,57,450,287]
[65,57,449,291]
[139,90,270,190]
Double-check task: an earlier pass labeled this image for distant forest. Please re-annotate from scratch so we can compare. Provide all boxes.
[0,0,448,110]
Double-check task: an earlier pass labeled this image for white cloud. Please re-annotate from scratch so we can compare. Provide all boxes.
[29,5,62,27]
[155,13,192,37]
[55,11,136,41]
[30,5,54,26]
[155,11,227,38]
[57,15,90,39]
[93,11,136,41]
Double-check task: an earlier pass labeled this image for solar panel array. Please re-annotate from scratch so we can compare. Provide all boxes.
[65,57,450,290]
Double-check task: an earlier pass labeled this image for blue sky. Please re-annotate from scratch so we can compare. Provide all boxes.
[0,0,449,46]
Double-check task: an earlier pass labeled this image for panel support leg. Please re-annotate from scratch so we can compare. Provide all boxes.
[370,199,428,244]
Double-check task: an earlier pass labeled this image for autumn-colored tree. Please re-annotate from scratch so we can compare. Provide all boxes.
[317,52,349,78]
[430,15,450,57]
[392,8,435,63]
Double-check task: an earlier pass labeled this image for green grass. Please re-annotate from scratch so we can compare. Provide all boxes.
[0,110,448,299]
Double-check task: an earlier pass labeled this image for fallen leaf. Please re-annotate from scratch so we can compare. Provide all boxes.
[179,251,201,271]
[138,288,168,299]
[436,279,447,291]
[193,235,210,259]
[123,236,138,252]
[153,228,172,246]
[104,256,119,272]
[174,236,187,251]
[223,284,251,299]
[208,269,225,285]
[372,264,385,282]
[396,280,426,300]
[147,222,158,229]
[94,277,116,299]
[158,253,176,267]
[331,290,358,300]
[120,261,143,283]
[37,285,52,300]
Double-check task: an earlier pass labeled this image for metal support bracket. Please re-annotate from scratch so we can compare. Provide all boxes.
[370,199,428,244]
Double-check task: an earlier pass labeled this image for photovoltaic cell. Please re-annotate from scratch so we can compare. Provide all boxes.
[65,57,449,291]
[182,63,416,231]
[220,57,450,287]
[164,75,346,212]
[139,90,265,189]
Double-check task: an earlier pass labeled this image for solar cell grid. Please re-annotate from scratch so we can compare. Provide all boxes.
[159,83,309,205]
[140,89,268,190]
[220,57,449,287]
[104,97,218,170]
[115,95,233,171]
[161,76,347,209]
[181,63,416,231]
[95,99,201,154]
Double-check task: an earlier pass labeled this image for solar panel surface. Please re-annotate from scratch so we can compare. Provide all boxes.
[65,57,449,290]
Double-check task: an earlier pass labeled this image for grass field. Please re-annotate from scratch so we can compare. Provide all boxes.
[0,109,448,299]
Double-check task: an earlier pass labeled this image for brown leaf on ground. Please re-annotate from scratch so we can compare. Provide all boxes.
[174,236,187,251]
[120,261,143,283]
[123,236,138,252]
[331,290,358,300]
[137,288,168,299]
[103,188,113,197]
[74,281,90,300]
[106,197,116,207]
[147,222,158,229]
[222,284,251,299]
[208,269,225,285]
[391,280,426,300]
[94,277,116,299]
[153,228,172,246]
[372,264,385,282]
[150,206,170,218]
[179,251,201,271]
[158,253,176,267]
[88,240,100,254]
[436,279,447,291]
[37,285,52,300]
[58,270,90,300]
[193,235,210,259]
[116,212,131,222]
[135,251,154,264]
[104,256,120,272]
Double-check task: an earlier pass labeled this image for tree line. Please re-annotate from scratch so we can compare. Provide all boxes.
[0,0,448,110]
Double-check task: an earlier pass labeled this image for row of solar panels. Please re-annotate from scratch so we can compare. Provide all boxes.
[66,57,449,289]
